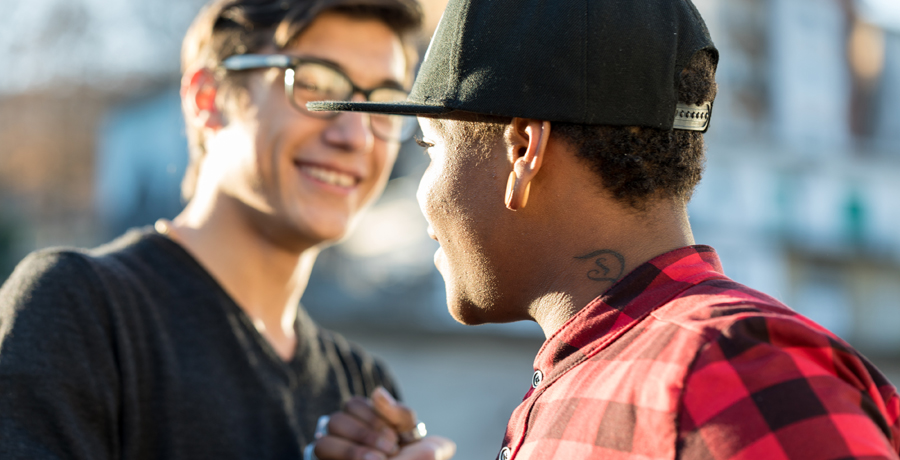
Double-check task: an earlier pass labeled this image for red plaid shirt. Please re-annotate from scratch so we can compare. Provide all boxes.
[499,246,900,460]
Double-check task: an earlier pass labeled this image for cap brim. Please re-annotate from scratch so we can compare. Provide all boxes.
[306,100,453,116]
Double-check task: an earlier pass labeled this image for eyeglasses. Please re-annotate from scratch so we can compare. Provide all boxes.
[221,54,416,142]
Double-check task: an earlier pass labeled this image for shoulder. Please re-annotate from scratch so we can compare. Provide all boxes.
[0,246,110,347]
[646,277,805,345]
[670,282,900,457]
[0,229,158,351]
[1,228,157,307]
[1,247,102,310]
[0,248,120,383]
[0,249,129,456]
[632,277,804,371]
[652,277,895,405]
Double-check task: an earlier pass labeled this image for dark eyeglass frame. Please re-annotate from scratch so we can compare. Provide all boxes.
[220,54,415,142]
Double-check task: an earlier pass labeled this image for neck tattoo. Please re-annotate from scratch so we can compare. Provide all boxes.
[574,250,626,283]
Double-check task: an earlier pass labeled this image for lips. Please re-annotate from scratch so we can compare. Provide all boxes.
[295,162,361,188]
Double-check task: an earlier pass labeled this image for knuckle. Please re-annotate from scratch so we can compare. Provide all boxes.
[326,413,347,433]
[343,396,369,411]
[312,437,337,459]
[379,426,398,445]
[346,400,376,418]
[346,402,389,431]
[347,444,375,460]
[330,413,376,444]
[363,430,383,449]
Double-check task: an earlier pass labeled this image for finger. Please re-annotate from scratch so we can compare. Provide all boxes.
[327,412,398,455]
[371,387,417,431]
[393,436,457,460]
[314,435,387,460]
[343,397,391,432]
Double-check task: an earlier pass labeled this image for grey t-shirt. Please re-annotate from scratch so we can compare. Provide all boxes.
[0,228,399,459]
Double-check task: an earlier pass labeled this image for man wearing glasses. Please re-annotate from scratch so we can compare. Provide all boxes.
[0,0,452,459]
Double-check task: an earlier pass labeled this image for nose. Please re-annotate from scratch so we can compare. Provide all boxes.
[415,172,431,216]
[321,93,375,153]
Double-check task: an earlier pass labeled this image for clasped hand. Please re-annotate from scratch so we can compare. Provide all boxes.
[313,387,456,460]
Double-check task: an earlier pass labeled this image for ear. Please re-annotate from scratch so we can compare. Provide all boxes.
[505,118,551,211]
[181,67,224,131]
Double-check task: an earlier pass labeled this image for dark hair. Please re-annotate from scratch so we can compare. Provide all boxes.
[180,0,423,200]
[437,50,718,211]
[553,50,718,209]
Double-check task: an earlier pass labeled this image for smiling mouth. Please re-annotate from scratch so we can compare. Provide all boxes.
[297,163,359,188]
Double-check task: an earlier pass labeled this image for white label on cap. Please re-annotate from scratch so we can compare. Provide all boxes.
[673,102,712,131]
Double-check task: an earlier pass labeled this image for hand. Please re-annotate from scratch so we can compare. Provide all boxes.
[315,433,455,460]
[370,387,419,439]
[313,388,455,460]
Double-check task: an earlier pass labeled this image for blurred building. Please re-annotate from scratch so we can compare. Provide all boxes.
[690,0,900,356]
[0,0,208,276]
[1,0,900,458]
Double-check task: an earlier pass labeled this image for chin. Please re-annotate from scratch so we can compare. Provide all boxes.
[445,286,534,327]
[256,219,345,253]
[444,293,498,326]
[288,215,351,246]
[306,227,348,245]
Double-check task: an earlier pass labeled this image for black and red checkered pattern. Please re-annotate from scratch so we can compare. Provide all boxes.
[500,246,900,459]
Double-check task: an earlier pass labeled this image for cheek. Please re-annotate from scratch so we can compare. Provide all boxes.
[361,143,399,204]
[206,126,258,185]
[416,159,448,223]
[374,144,398,183]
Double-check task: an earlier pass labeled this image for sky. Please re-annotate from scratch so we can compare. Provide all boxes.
[0,0,206,95]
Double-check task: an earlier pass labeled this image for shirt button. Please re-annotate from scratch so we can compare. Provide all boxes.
[532,370,544,388]
[498,446,511,460]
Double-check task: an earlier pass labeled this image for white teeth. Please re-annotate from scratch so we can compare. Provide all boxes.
[301,165,356,187]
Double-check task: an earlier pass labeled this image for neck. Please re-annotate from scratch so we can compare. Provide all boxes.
[526,200,694,338]
[165,192,320,361]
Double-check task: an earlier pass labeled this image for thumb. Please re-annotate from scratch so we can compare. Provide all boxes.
[372,387,417,431]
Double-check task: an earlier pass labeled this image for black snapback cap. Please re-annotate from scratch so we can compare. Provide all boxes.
[309,0,719,132]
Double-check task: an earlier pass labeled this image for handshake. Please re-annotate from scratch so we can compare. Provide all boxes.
[308,388,456,460]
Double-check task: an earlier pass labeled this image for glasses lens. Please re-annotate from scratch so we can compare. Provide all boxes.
[291,63,353,113]
[368,88,408,104]
[368,88,414,141]
[370,114,417,142]
[287,64,413,141]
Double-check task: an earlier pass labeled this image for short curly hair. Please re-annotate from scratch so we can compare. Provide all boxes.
[555,50,718,209]
[433,50,718,211]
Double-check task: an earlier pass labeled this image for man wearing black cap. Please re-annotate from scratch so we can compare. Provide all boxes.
[312,0,900,458]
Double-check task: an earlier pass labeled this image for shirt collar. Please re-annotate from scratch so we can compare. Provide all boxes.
[533,245,726,380]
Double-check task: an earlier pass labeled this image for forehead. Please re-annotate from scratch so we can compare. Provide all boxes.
[420,116,464,146]
[419,116,444,138]
[420,115,505,153]
[285,11,407,88]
